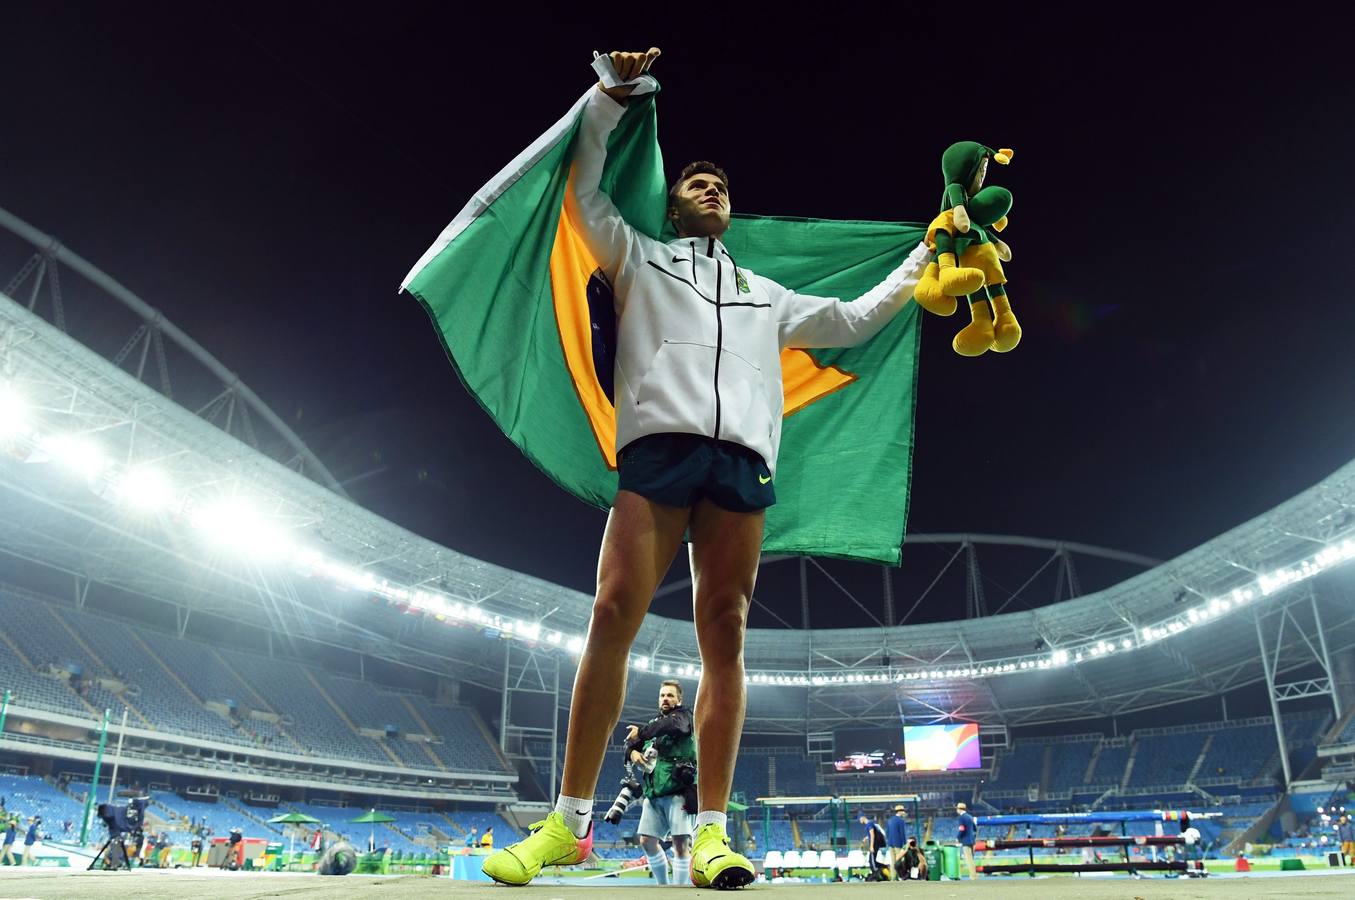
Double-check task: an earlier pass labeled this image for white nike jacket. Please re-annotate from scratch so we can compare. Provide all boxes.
[564,89,931,478]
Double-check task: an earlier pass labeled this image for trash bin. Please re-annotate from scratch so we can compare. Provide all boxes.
[941,844,960,880]
[923,841,943,881]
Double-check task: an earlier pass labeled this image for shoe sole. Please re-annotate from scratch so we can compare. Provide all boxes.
[709,864,755,890]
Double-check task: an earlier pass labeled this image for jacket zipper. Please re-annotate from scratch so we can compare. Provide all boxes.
[709,236,723,441]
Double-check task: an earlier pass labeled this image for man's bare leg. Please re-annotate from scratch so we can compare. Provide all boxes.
[688,499,763,817]
[559,490,689,802]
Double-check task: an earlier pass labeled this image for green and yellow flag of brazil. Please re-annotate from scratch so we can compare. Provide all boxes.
[402,84,926,564]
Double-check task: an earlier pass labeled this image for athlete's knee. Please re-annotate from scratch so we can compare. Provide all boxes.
[587,589,646,643]
[695,594,749,645]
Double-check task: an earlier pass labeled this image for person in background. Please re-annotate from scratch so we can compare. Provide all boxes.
[465,826,478,850]
[22,816,41,866]
[2,818,17,866]
[901,837,927,880]
[223,827,242,870]
[191,834,204,867]
[955,802,977,880]
[1338,815,1355,865]
[886,804,908,877]
[858,813,887,881]
[626,679,697,886]
[481,827,494,849]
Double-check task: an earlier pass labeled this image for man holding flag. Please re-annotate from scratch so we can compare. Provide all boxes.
[469,48,931,890]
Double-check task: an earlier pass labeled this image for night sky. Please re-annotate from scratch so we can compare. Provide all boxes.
[6,3,1353,628]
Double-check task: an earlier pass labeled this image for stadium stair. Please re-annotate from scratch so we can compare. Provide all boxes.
[1083,742,1102,783]
[1185,733,1214,786]
[1119,740,1138,792]
[124,628,220,725]
[439,813,467,837]
[767,756,777,795]
[299,667,404,768]
[48,610,154,728]
[203,648,306,754]
[1319,706,1355,747]
[1228,795,1285,854]
[468,708,514,773]
[1038,744,1053,799]
[0,627,37,671]
[384,821,424,849]
[397,696,448,770]
[208,648,273,710]
[790,817,802,847]
[223,797,283,836]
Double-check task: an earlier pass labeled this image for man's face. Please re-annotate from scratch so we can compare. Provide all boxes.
[670,172,730,238]
[658,684,680,712]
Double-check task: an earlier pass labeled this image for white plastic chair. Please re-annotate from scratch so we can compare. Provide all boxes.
[876,848,891,867]
[782,849,803,868]
[799,849,820,867]
[818,850,838,872]
[762,850,783,870]
[845,848,867,869]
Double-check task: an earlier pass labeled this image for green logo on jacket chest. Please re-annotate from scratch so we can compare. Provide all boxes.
[735,269,750,294]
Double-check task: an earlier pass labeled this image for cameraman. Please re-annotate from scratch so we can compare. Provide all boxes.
[625,679,695,886]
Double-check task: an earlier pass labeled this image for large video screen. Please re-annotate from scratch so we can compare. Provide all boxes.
[832,725,905,771]
[902,723,981,771]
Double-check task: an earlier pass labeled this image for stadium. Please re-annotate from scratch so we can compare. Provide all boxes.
[2,198,1354,899]
[5,7,1355,899]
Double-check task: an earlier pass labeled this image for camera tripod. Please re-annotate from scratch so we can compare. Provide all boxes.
[88,830,139,870]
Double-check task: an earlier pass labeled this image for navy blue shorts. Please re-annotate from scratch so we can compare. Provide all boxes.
[617,433,776,513]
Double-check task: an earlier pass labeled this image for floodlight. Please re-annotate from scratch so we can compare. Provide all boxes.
[114,466,175,512]
[191,498,294,560]
[40,434,109,479]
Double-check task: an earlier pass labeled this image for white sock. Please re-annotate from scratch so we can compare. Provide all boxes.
[647,849,670,884]
[554,794,593,839]
[672,856,691,885]
[695,810,727,832]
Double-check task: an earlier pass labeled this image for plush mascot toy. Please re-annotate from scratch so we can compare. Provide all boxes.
[913,142,1020,356]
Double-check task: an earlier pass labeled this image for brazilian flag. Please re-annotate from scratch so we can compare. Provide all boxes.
[402,83,925,564]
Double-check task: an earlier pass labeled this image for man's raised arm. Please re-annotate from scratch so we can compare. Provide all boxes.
[766,240,933,349]
[560,48,660,286]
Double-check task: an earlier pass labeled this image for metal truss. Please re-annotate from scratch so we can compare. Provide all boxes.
[5,245,1355,735]
[499,643,561,798]
[1254,585,1346,787]
[654,534,1161,625]
[0,205,346,496]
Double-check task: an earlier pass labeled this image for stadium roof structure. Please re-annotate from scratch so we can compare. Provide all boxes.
[2,207,1353,743]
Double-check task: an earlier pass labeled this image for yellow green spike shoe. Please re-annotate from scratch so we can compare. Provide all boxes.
[690,821,755,889]
[481,811,592,886]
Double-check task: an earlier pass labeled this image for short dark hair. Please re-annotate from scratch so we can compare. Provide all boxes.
[668,161,729,208]
[660,679,683,700]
